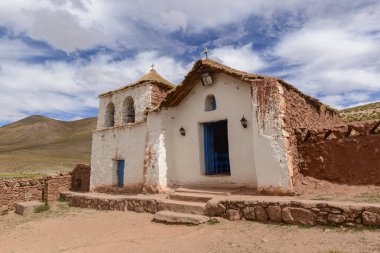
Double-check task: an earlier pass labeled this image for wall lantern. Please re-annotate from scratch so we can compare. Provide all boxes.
[179,126,186,136]
[240,116,248,128]
[201,72,213,86]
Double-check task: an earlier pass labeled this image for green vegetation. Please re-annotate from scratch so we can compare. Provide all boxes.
[34,203,50,213]
[339,101,380,122]
[0,173,46,179]
[1,210,8,216]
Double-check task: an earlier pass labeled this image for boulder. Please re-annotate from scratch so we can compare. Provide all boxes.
[282,207,316,225]
[226,209,241,221]
[243,207,256,220]
[362,211,380,226]
[255,206,268,221]
[267,206,282,222]
[205,200,226,216]
[327,213,346,224]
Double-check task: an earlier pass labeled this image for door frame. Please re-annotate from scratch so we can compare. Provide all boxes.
[117,160,125,187]
[202,120,230,176]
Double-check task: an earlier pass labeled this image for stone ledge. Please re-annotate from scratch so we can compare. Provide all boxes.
[61,191,380,228]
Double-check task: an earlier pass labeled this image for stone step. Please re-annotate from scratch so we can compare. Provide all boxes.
[159,199,205,215]
[153,211,209,225]
[168,192,214,203]
[175,187,233,196]
[15,201,45,216]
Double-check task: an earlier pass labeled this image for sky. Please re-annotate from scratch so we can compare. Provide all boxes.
[0,0,379,125]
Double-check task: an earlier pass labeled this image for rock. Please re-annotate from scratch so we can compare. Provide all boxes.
[261,238,269,243]
[362,211,380,226]
[255,206,268,221]
[267,206,282,222]
[153,211,209,225]
[226,209,241,221]
[15,201,45,216]
[282,207,316,225]
[243,207,256,220]
[205,200,226,216]
[327,214,346,224]
[316,217,328,225]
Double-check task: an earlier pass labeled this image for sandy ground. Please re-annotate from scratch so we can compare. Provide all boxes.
[0,203,379,253]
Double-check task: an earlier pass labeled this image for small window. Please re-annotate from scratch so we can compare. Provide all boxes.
[105,102,115,127]
[122,96,135,124]
[205,95,216,111]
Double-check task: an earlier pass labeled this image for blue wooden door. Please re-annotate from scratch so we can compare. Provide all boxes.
[204,123,215,175]
[118,160,125,187]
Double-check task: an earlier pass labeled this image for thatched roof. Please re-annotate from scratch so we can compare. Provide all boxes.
[99,69,175,98]
[157,58,337,114]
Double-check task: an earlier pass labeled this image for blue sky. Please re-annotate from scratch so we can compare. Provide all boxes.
[0,0,379,126]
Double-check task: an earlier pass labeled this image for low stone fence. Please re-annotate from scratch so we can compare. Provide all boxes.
[0,173,72,211]
[61,192,160,214]
[296,120,380,185]
[206,198,380,227]
[61,192,380,228]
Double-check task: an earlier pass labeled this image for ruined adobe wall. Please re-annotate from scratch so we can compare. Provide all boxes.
[150,84,170,108]
[296,120,380,185]
[44,174,73,202]
[0,173,72,211]
[278,81,344,184]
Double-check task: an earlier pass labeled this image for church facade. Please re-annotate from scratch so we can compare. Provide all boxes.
[90,59,342,193]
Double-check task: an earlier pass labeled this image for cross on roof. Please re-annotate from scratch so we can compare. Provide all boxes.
[151,63,155,70]
[203,48,209,59]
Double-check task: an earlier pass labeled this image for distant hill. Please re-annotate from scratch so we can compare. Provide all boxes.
[339,101,380,122]
[0,115,97,175]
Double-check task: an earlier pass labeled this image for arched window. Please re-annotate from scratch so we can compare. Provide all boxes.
[105,102,115,127]
[205,95,216,111]
[122,96,135,124]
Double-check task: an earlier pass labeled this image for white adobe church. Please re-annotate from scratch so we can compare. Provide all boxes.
[90,58,341,193]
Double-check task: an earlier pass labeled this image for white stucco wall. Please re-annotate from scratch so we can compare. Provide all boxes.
[90,123,147,189]
[155,73,258,186]
[251,84,292,190]
[96,83,152,129]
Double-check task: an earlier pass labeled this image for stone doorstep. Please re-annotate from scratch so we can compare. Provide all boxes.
[15,201,45,216]
[174,187,233,196]
[158,199,206,215]
[168,192,214,203]
[153,211,209,225]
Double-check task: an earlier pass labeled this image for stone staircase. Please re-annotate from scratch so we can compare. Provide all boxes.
[153,187,237,225]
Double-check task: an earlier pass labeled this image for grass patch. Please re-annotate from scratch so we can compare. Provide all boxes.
[298,224,313,229]
[0,173,46,179]
[207,218,220,225]
[1,210,8,216]
[58,196,66,202]
[35,203,50,213]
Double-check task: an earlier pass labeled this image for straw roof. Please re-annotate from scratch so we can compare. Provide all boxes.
[158,58,337,114]
[99,69,175,98]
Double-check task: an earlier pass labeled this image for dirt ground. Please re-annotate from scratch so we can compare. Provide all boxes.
[0,203,379,253]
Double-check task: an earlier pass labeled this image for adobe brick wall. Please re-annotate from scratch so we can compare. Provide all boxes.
[151,84,171,107]
[296,120,380,185]
[72,164,91,192]
[0,173,73,211]
[0,178,45,211]
[279,81,344,182]
[43,174,73,202]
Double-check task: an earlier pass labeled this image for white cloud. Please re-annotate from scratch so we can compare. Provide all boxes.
[0,44,188,122]
[271,2,380,108]
[209,44,265,73]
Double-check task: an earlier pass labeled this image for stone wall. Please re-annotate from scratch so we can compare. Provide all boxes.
[206,198,380,227]
[61,192,380,228]
[296,120,380,185]
[0,173,72,211]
